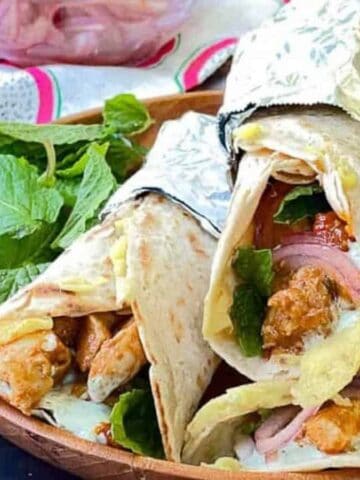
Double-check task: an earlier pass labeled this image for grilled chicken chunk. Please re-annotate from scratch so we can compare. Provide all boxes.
[262,266,334,352]
[88,318,147,402]
[53,316,80,348]
[303,401,360,454]
[76,313,118,372]
[0,331,71,414]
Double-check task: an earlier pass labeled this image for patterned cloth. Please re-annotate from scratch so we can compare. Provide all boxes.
[0,0,284,123]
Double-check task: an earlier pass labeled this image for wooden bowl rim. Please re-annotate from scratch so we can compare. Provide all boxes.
[56,90,223,125]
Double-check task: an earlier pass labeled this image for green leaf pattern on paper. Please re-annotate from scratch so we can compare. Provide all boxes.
[223,0,360,129]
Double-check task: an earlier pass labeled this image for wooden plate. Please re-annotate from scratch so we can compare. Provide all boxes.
[0,91,357,480]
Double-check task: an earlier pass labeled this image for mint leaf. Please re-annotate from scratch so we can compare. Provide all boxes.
[56,178,81,208]
[56,143,89,169]
[0,263,49,303]
[110,388,164,458]
[0,123,107,145]
[233,247,273,297]
[52,143,115,250]
[0,223,58,269]
[57,149,89,178]
[230,284,265,357]
[104,94,153,135]
[57,138,145,181]
[106,138,146,182]
[0,155,63,239]
[273,184,329,225]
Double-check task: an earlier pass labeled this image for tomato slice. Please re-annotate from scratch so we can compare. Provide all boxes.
[254,181,301,249]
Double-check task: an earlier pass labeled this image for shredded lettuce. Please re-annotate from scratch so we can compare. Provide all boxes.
[273,184,329,225]
[110,388,164,458]
[230,247,273,357]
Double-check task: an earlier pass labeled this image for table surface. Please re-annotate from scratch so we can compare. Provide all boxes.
[0,437,78,480]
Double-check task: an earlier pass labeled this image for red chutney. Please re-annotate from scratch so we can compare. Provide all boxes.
[94,422,118,447]
[313,211,352,251]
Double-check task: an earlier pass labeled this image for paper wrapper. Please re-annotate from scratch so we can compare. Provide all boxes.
[102,112,231,238]
[219,0,360,152]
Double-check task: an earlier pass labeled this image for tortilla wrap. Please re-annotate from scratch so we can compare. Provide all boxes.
[183,379,360,471]
[204,106,360,405]
[0,193,217,461]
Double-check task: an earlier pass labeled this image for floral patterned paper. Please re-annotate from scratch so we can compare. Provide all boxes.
[220,0,360,149]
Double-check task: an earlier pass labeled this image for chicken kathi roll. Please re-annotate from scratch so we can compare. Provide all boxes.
[183,377,360,470]
[0,194,218,461]
[204,107,360,408]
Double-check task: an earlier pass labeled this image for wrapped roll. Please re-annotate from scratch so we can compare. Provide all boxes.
[183,378,360,471]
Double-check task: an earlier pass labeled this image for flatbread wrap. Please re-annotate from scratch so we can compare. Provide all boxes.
[183,377,360,471]
[0,193,218,461]
[204,106,360,407]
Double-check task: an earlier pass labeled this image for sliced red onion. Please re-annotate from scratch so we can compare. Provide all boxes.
[234,434,255,462]
[273,243,360,304]
[255,407,319,454]
[254,406,301,441]
[280,233,328,246]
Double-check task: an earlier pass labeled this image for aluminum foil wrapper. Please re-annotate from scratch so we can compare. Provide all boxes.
[219,0,360,151]
[102,112,231,238]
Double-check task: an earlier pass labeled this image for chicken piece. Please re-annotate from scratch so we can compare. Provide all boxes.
[262,266,334,352]
[88,318,147,402]
[303,401,360,454]
[0,331,71,414]
[53,316,80,348]
[76,313,118,372]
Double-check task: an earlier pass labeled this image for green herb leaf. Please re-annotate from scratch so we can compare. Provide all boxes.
[0,223,58,269]
[38,141,57,187]
[230,284,266,357]
[273,184,330,225]
[233,247,273,297]
[240,420,260,436]
[0,123,107,145]
[52,143,115,250]
[56,178,81,208]
[56,149,90,178]
[104,94,153,135]
[110,388,164,458]
[106,138,146,182]
[55,143,89,169]
[0,155,63,239]
[0,263,49,303]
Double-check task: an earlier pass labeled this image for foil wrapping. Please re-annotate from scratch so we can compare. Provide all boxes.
[219,0,360,151]
[102,112,231,238]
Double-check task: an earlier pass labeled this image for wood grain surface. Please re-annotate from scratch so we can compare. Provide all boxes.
[0,90,358,480]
